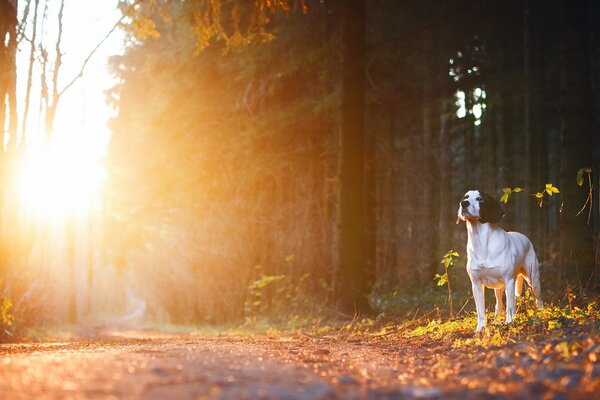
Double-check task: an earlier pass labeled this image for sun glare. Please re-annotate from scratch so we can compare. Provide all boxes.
[16,136,106,220]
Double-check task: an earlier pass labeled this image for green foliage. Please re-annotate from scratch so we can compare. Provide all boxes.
[406,298,600,348]
[0,296,13,331]
[434,250,459,318]
[441,250,459,268]
[249,274,286,292]
[434,250,458,287]
[434,273,447,287]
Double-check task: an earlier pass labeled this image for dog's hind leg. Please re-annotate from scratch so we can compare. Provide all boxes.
[524,249,543,308]
[494,287,505,317]
[515,274,524,297]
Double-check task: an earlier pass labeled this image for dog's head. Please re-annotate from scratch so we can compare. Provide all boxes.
[457,190,505,224]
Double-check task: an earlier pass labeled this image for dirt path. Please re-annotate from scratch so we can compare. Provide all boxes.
[0,330,598,399]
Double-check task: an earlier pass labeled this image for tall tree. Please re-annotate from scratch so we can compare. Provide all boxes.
[558,0,595,285]
[0,0,18,150]
[336,0,373,314]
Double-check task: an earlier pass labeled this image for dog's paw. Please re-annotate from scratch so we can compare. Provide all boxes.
[475,325,486,332]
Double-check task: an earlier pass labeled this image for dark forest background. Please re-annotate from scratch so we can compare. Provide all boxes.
[2,0,600,327]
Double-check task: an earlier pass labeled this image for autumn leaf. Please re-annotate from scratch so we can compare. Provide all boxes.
[576,167,592,186]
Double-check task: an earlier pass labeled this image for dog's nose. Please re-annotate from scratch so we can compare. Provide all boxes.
[461,200,470,208]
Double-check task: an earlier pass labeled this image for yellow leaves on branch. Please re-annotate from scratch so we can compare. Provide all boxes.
[544,183,560,196]
[186,0,306,53]
[119,0,307,51]
[500,187,522,204]
[531,183,559,207]
[500,183,562,207]
[576,167,592,187]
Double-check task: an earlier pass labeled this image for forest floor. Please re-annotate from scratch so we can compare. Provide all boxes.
[0,305,599,399]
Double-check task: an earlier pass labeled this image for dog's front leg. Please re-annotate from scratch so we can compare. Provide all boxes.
[505,278,516,324]
[472,283,486,331]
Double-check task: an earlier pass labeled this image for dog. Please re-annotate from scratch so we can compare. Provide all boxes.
[457,190,543,331]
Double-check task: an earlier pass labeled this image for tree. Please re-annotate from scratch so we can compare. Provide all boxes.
[336,0,373,315]
[558,0,595,285]
[0,0,18,150]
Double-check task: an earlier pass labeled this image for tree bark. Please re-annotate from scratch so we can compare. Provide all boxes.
[559,0,595,286]
[336,0,372,315]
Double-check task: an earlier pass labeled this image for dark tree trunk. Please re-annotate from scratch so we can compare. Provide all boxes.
[336,0,373,315]
[0,0,18,151]
[587,0,600,288]
[558,0,595,286]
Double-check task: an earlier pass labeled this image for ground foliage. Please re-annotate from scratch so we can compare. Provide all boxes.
[1,297,598,399]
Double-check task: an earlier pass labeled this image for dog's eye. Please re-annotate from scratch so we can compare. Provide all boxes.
[476,197,482,202]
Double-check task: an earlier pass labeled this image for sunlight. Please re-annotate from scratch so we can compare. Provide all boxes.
[16,135,106,221]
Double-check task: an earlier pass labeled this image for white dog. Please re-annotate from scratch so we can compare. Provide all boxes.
[457,190,543,331]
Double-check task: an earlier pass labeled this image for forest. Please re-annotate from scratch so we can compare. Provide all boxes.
[103,0,600,323]
[0,0,599,398]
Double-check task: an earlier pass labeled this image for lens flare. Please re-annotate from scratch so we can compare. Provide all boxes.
[15,136,106,221]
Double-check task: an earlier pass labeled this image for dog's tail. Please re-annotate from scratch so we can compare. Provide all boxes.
[523,244,543,308]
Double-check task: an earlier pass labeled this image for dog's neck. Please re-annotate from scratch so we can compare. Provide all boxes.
[465,219,501,260]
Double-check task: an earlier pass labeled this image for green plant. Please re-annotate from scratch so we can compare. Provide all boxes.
[0,296,13,336]
[246,274,287,313]
[435,250,459,318]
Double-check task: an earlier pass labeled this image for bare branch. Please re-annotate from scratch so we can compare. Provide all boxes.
[58,15,125,98]
[43,0,64,135]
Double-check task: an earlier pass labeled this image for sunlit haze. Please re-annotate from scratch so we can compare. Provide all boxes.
[15,0,122,219]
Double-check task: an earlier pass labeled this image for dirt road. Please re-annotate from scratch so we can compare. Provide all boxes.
[0,329,598,399]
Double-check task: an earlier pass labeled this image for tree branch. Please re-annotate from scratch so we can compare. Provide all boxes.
[58,15,125,98]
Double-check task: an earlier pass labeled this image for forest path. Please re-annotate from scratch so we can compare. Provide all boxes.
[0,329,598,399]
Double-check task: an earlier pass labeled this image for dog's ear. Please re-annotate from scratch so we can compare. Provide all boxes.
[479,192,505,224]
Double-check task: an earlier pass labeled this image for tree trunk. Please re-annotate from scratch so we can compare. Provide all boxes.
[336,0,372,315]
[0,0,18,151]
[587,0,600,288]
[559,0,595,286]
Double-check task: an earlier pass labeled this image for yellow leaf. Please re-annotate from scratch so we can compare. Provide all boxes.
[513,187,523,192]
[546,183,552,189]
[534,192,544,199]
[551,187,559,193]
